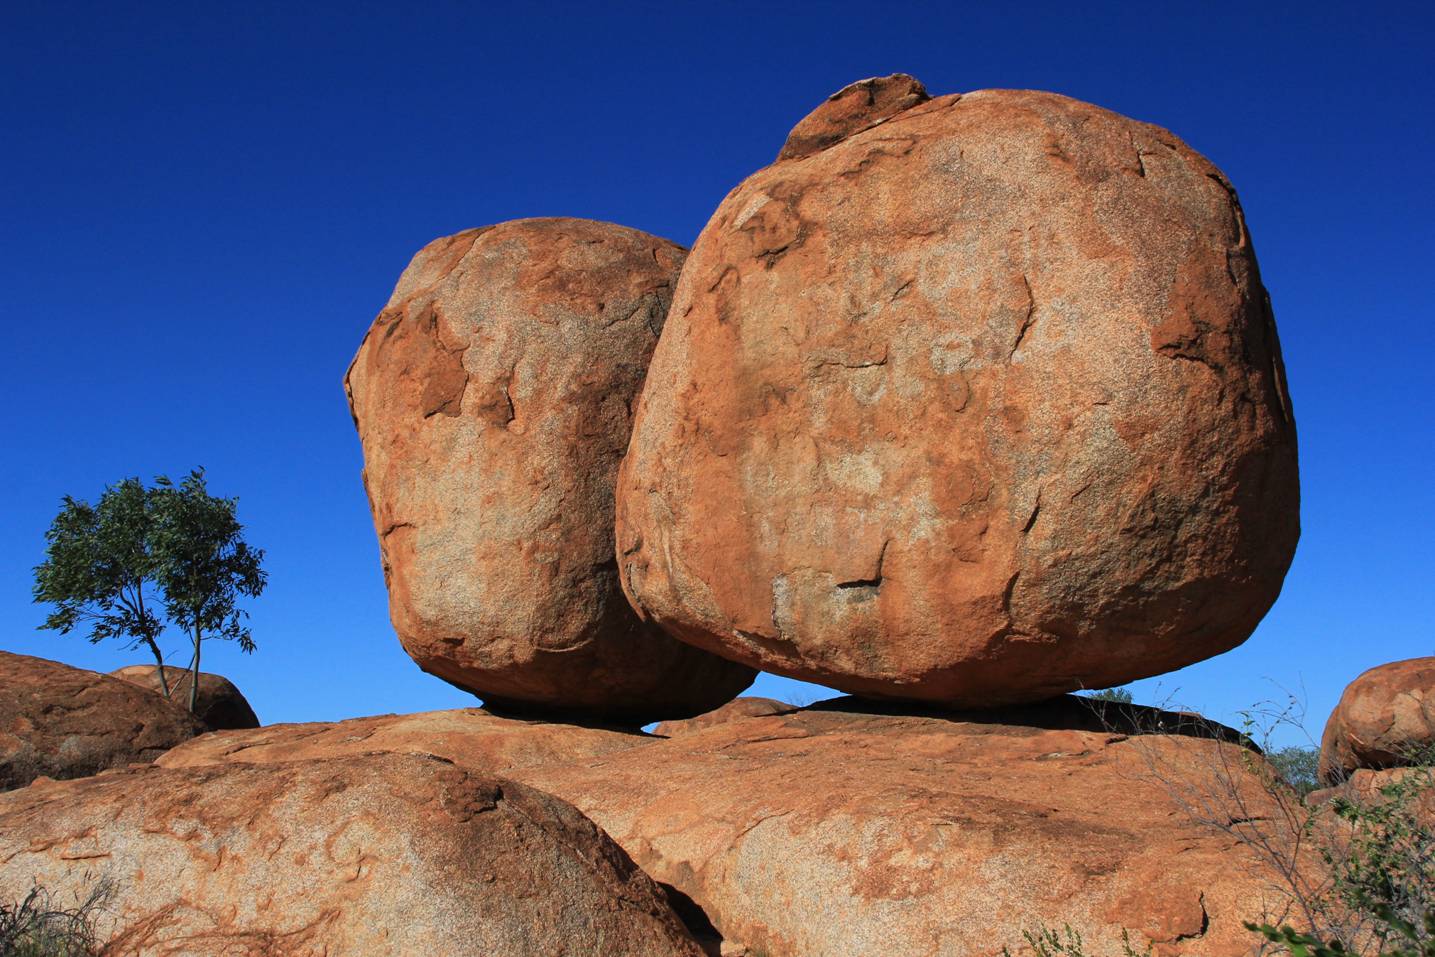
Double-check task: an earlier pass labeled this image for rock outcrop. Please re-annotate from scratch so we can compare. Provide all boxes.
[1,652,204,791]
[0,753,704,956]
[514,700,1298,957]
[346,217,755,724]
[109,664,260,731]
[616,81,1299,707]
[1319,657,1435,785]
[653,696,795,737]
[156,707,650,772]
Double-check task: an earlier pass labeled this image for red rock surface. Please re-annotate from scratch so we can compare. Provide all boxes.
[345,217,755,723]
[1318,657,1435,785]
[0,651,204,791]
[517,700,1303,957]
[617,82,1299,706]
[0,753,704,956]
[777,74,930,161]
[653,696,795,737]
[109,664,260,731]
[156,706,650,771]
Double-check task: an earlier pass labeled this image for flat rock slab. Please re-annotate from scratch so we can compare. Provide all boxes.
[156,706,652,772]
[1,651,204,791]
[514,700,1303,957]
[0,752,704,956]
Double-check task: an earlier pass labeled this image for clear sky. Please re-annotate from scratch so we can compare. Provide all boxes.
[3,2,1431,745]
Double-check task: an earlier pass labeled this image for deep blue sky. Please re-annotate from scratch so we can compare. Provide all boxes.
[3,2,1431,744]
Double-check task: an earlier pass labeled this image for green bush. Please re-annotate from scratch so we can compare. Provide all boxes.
[0,880,111,957]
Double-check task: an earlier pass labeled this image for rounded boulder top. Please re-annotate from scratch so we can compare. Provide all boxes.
[616,80,1300,707]
[346,217,755,725]
[1319,656,1435,785]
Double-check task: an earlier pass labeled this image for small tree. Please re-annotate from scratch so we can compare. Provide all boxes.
[150,469,267,712]
[33,478,172,696]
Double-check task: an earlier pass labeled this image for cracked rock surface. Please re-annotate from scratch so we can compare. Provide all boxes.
[617,81,1300,706]
[0,752,704,956]
[1319,656,1435,785]
[345,217,755,724]
[0,651,204,792]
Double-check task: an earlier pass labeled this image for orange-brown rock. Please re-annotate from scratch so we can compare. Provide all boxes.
[777,74,930,161]
[653,696,795,737]
[109,664,259,731]
[156,706,650,771]
[1306,766,1435,816]
[617,81,1299,706]
[1318,657,1435,785]
[0,651,203,791]
[518,700,1304,957]
[0,753,704,956]
[345,217,756,724]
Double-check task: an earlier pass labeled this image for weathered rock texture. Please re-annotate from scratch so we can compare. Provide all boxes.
[617,82,1300,706]
[517,700,1303,957]
[0,652,204,791]
[0,753,704,957]
[1319,657,1435,785]
[156,707,650,772]
[653,696,795,737]
[109,664,260,731]
[346,217,755,723]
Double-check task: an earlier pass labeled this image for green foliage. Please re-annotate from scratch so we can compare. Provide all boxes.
[33,469,266,712]
[1248,907,1435,957]
[1269,745,1321,796]
[1082,687,1135,704]
[32,478,167,685]
[0,879,112,956]
[1002,924,1152,957]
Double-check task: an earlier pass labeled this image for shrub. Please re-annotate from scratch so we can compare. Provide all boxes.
[0,878,112,957]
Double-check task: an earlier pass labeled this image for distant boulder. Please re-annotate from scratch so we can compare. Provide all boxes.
[110,664,259,731]
[0,651,203,791]
[1319,656,1435,785]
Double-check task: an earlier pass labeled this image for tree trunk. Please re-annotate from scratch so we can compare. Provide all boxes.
[189,623,201,713]
[144,638,170,698]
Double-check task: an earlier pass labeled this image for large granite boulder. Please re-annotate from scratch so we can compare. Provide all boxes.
[156,706,651,772]
[616,77,1299,706]
[0,753,704,956]
[109,664,260,731]
[1319,657,1435,785]
[514,699,1303,957]
[346,217,755,724]
[1,651,204,791]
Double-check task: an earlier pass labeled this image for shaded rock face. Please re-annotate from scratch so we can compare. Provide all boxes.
[0,652,204,791]
[617,83,1299,707]
[156,707,651,772]
[653,696,795,737]
[1319,657,1435,785]
[345,217,756,724]
[518,701,1299,957]
[0,753,704,957]
[109,664,260,731]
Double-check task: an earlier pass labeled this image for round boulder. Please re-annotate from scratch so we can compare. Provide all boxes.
[1319,657,1435,785]
[617,79,1299,706]
[1,651,204,791]
[346,218,755,724]
[109,664,259,731]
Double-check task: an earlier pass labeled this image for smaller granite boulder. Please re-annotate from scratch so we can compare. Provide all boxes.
[0,753,704,956]
[654,697,796,737]
[1319,657,1435,785]
[1,651,204,791]
[109,664,260,731]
